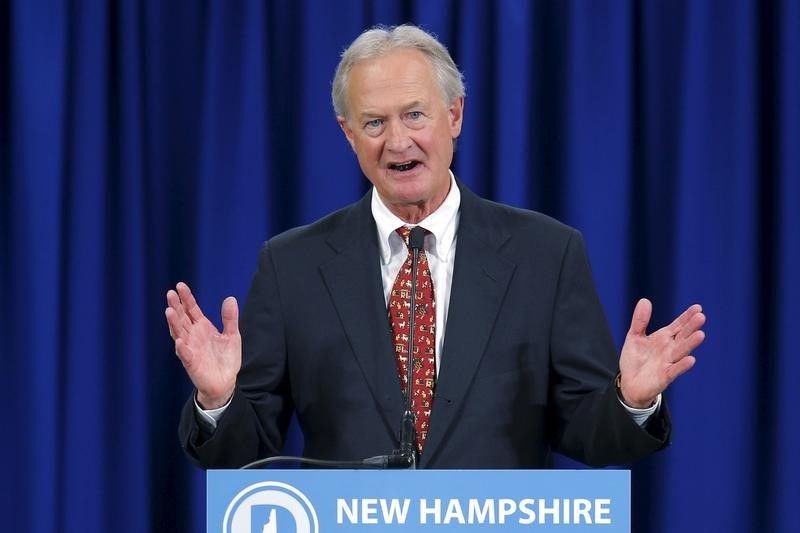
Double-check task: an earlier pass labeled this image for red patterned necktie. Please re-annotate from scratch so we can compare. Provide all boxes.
[388,226,436,455]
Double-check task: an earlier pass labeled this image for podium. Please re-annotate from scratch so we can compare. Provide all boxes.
[207,469,630,532]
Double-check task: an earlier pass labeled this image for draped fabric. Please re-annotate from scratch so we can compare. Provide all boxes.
[1,1,797,532]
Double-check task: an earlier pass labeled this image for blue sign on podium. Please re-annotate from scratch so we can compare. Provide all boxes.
[208,469,630,532]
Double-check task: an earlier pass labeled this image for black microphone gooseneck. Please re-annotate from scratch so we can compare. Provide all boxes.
[395,226,427,469]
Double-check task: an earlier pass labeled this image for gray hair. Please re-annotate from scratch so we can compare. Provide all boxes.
[331,24,466,119]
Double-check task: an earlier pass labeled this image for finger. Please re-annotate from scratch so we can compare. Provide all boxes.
[166,289,193,333]
[165,308,174,338]
[675,311,706,341]
[666,304,703,338]
[166,289,185,317]
[174,337,194,367]
[167,311,197,351]
[165,307,183,341]
[627,298,652,337]
[666,354,696,382]
[221,296,239,336]
[176,282,206,323]
[167,295,194,335]
[675,329,706,359]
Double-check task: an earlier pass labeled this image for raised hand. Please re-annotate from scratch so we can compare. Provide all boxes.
[165,282,242,409]
[618,298,706,408]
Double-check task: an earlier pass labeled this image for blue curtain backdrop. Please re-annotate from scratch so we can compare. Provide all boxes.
[1,1,798,531]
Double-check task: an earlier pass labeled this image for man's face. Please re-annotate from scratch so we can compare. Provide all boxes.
[338,48,464,221]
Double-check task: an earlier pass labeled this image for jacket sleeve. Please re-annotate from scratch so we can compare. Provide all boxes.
[547,229,671,466]
[178,242,294,469]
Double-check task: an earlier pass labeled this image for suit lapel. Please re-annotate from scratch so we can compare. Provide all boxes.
[316,183,516,461]
[419,184,516,466]
[319,193,405,442]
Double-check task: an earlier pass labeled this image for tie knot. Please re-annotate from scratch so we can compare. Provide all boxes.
[396,226,428,249]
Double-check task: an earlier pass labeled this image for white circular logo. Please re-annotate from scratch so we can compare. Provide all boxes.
[223,481,319,533]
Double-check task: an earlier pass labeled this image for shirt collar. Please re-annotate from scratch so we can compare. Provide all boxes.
[371,171,461,265]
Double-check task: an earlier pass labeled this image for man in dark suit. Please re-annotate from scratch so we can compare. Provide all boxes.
[166,25,705,470]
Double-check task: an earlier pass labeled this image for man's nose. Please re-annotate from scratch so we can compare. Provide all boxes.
[385,120,412,152]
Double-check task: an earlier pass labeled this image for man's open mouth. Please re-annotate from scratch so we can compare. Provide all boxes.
[388,160,421,172]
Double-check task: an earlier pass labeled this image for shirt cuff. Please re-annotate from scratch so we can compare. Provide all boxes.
[194,391,233,430]
[620,393,661,426]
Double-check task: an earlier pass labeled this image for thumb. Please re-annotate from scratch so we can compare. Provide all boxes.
[221,296,239,336]
[628,298,652,337]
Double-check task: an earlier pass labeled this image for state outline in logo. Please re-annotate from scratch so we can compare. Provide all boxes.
[223,480,319,533]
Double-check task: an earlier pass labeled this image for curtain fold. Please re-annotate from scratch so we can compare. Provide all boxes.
[2,1,797,532]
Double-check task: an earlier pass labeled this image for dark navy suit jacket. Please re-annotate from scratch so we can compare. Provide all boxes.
[179,182,670,469]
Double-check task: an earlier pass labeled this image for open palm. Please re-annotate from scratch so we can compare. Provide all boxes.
[618,299,706,408]
[165,282,242,409]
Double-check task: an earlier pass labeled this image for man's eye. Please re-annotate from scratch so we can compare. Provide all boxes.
[365,119,383,129]
[408,111,423,120]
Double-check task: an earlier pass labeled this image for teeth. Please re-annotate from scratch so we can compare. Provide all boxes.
[391,161,417,171]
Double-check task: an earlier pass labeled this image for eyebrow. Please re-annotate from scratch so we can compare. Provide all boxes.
[357,111,385,121]
[402,100,427,111]
[356,100,430,122]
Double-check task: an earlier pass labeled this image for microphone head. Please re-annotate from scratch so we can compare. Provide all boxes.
[409,226,426,250]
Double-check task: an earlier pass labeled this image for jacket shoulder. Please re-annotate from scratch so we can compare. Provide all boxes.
[263,197,366,255]
[466,194,581,252]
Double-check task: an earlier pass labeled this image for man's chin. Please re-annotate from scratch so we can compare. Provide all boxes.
[383,181,430,204]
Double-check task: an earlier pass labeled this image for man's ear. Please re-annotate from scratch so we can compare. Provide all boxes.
[338,117,356,151]
[448,96,464,139]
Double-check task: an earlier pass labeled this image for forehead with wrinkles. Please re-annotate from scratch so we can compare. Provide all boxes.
[346,48,445,120]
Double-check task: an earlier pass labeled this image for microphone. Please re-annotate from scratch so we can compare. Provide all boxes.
[394,226,427,468]
[409,225,426,251]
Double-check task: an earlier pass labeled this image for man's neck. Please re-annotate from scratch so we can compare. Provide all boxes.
[382,183,452,224]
